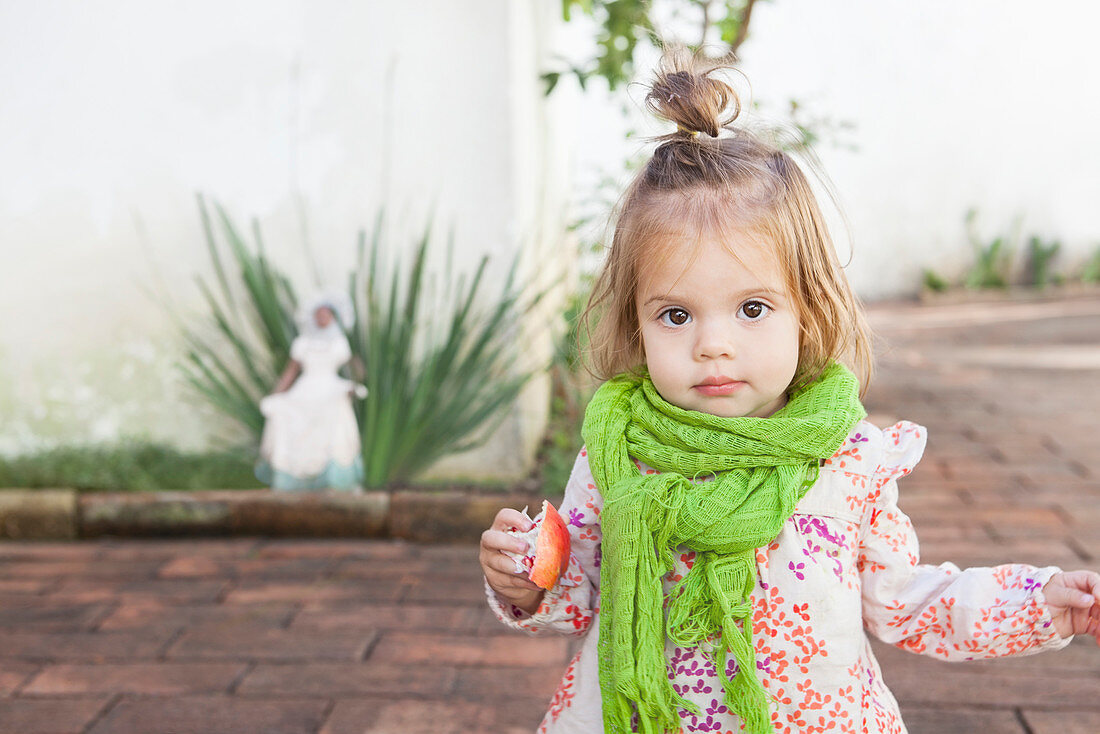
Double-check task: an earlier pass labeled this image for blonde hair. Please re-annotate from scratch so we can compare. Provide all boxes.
[583,48,873,394]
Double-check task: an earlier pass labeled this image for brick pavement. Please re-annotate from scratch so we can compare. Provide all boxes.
[2,295,1100,734]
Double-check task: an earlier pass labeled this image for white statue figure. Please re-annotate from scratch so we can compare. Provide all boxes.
[256,292,366,492]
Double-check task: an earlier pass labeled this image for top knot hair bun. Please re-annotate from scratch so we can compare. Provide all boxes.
[646,47,742,139]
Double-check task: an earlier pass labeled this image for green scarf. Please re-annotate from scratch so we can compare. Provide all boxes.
[581,362,865,734]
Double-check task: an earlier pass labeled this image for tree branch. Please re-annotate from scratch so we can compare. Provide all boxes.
[699,0,713,48]
[729,0,758,59]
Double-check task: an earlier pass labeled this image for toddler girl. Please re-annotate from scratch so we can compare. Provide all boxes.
[479,49,1100,734]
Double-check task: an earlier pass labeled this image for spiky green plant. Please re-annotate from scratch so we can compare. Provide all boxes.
[347,217,542,487]
[1081,246,1100,284]
[921,268,950,293]
[178,195,297,438]
[963,209,1016,290]
[1024,235,1061,289]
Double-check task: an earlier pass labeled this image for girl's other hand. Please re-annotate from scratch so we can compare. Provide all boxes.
[480,508,545,615]
[1043,570,1100,643]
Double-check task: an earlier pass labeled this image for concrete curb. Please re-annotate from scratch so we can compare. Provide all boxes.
[0,489,78,540]
[0,487,549,543]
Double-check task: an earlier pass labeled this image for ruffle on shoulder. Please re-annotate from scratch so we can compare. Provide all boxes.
[876,421,927,484]
[824,419,926,481]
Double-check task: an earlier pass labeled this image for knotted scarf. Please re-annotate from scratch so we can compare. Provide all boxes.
[581,362,865,734]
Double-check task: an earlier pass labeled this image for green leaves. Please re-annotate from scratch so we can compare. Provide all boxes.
[1082,247,1100,284]
[556,0,654,91]
[180,195,297,439]
[349,218,541,487]
[964,209,1017,290]
[550,0,766,94]
[1025,235,1062,289]
[923,210,1089,294]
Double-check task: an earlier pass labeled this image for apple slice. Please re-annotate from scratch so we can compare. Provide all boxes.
[528,500,571,590]
[506,500,572,590]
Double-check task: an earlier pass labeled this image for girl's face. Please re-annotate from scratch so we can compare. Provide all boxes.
[634,232,800,419]
[314,306,335,328]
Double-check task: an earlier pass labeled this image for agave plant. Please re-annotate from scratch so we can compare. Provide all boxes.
[179,195,297,439]
[1024,235,1061,289]
[963,209,1018,290]
[348,216,542,487]
[178,198,540,487]
[1083,246,1100,284]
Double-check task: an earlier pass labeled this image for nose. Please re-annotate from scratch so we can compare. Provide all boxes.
[694,319,735,360]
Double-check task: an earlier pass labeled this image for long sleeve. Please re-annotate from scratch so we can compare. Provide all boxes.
[859,423,1069,660]
[486,448,603,636]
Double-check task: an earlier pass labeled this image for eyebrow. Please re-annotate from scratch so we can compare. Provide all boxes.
[642,288,786,307]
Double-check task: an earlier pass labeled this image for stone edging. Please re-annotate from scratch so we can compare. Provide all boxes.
[0,488,549,543]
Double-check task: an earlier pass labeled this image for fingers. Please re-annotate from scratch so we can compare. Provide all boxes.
[480,542,526,577]
[1060,570,1100,606]
[1088,606,1100,642]
[492,508,534,533]
[1081,600,1100,644]
[480,543,540,598]
[1045,571,1100,641]
[478,507,541,598]
[482,528,529,556]
[1045,580,1096,610]
[487,565,541,592]
[479,529,537,586]
[481,508,534,556]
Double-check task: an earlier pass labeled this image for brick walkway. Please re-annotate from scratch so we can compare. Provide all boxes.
[2,295,1100,734]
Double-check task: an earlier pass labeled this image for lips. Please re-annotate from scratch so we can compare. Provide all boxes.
[693,376,744,396]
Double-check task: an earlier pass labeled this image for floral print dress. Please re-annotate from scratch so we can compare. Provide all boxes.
[486,421,1070,733]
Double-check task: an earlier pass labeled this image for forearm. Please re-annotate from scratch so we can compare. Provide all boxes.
[273,361,301,392]
[865,562,1067,660]
[860,464,1066,659]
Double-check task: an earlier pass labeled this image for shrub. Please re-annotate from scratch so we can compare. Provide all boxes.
[349,219,543,487]
[1024,235,1062,289]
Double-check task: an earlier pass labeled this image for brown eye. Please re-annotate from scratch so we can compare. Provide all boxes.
[660,308,691,326]
[739,301,769,321]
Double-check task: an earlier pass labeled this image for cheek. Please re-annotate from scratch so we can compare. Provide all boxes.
[751,320,800,373]
[638,327,672,376]
[636,313,659,356]
[637,326,656,368]
[778,323,802,378]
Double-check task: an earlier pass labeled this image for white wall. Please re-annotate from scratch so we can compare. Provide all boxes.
[6,0,1098,462]
[0,0,563,468]
[746,0,1100,298]
[558,0,1100,300]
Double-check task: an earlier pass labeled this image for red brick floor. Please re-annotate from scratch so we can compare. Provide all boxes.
[2,296,1100,733]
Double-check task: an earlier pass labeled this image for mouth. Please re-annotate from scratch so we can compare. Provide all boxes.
[693,376,744,397]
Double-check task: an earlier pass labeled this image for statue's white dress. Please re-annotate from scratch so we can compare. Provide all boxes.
[257,329,363,491]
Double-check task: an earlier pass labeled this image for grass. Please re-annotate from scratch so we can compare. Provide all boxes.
[0,443,264,492]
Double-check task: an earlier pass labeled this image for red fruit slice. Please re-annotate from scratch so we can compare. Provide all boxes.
[528,500,571,590]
